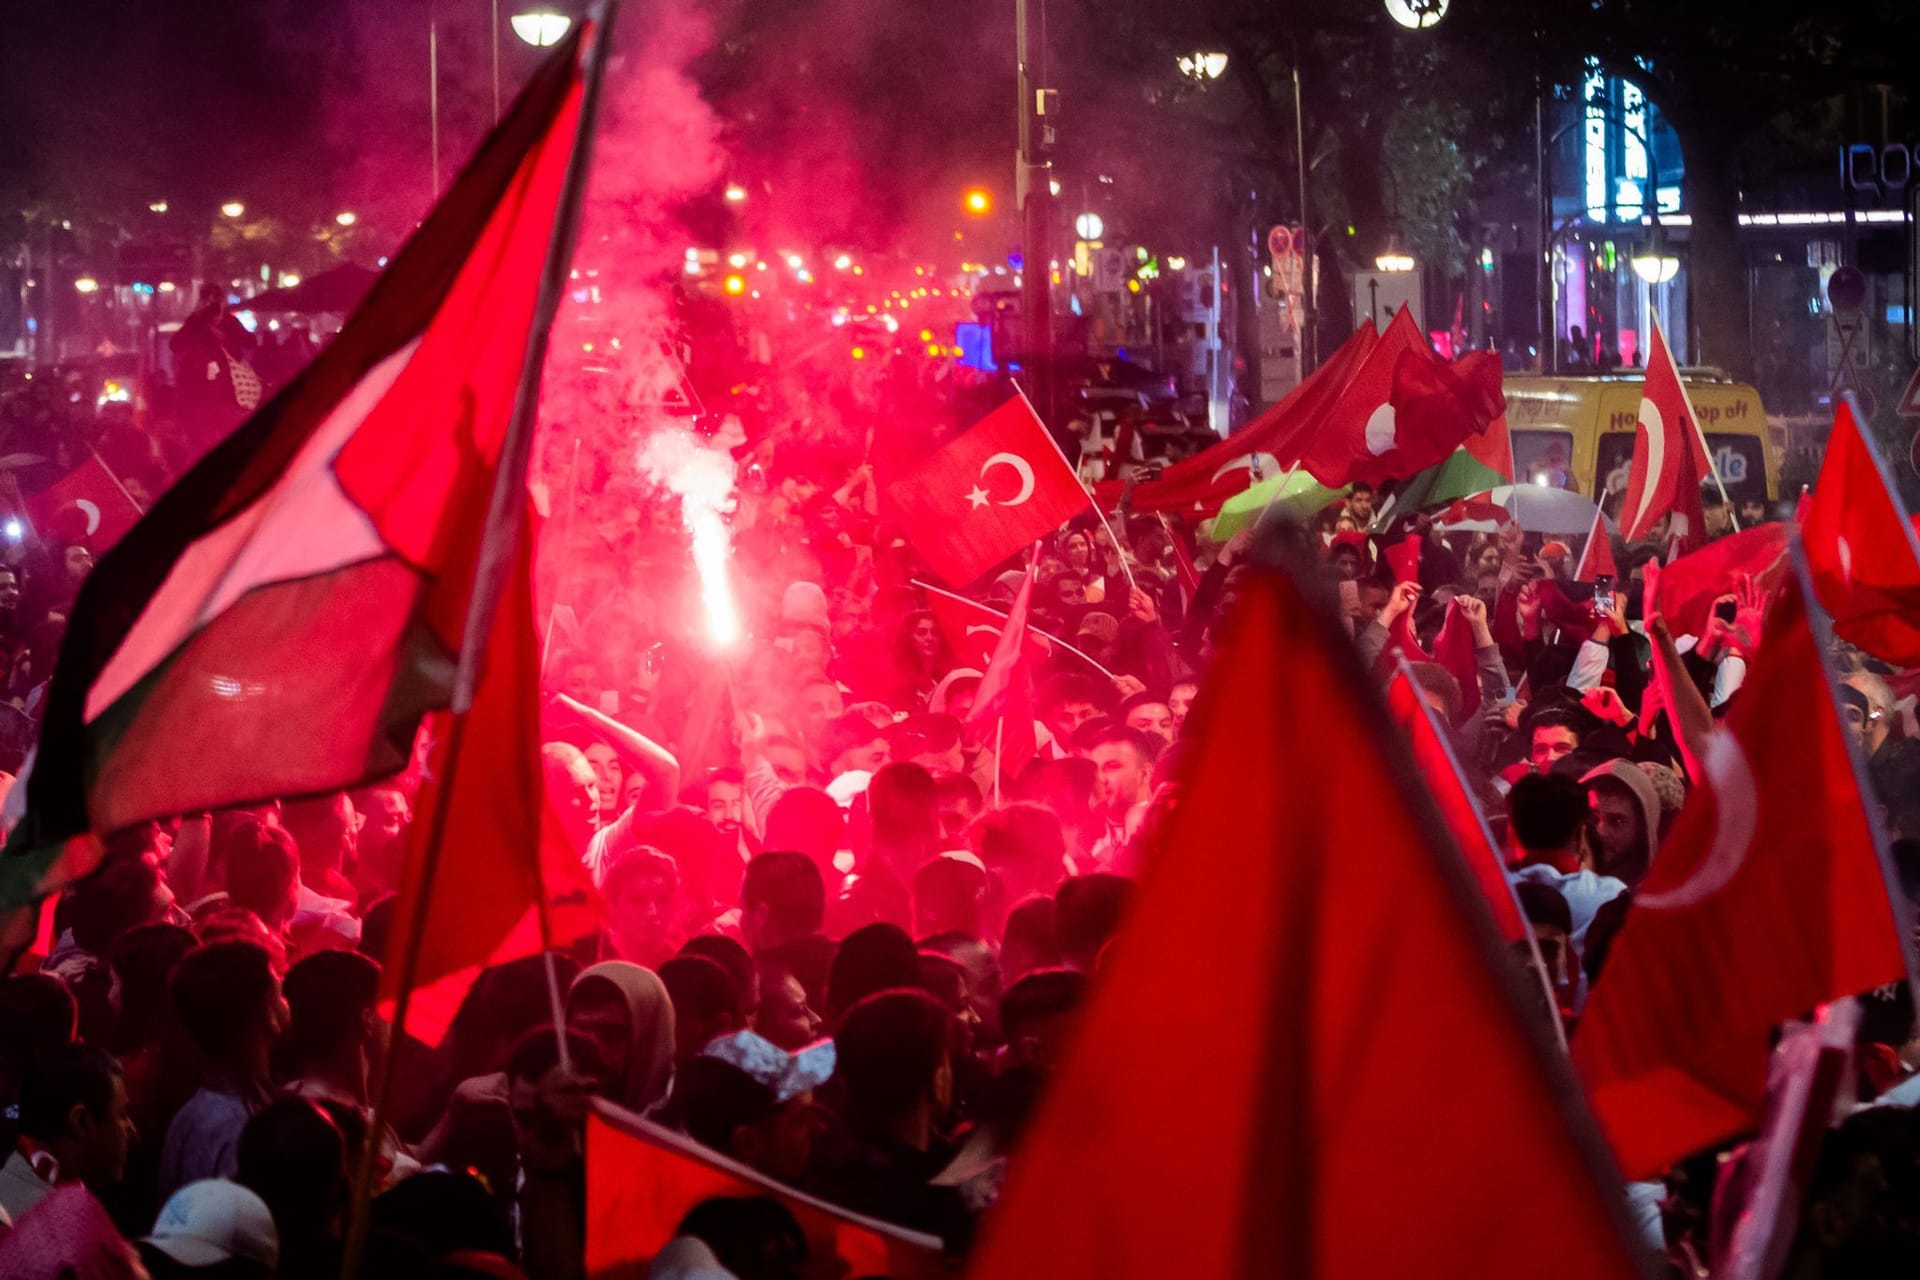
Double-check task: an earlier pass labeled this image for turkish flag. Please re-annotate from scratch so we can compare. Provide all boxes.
[969,563,1641,1280]
[1296,308,1505,490]
[966,564,1039,777]
[1801,400,1920,667]
[27,455,143,553]
[886,396,1089,585]
[1575,577,1908,1179]
[1573,505,1619,584]
[585,1100,944,1279]
[923,583,1051,670]
[1618,321,1713,551]
[1656,522,1791,640]
[1386,669,1525,942]
[1092,320,1378,517]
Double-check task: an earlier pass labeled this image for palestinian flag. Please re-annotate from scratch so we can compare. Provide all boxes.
[1374,413,1513,529]
[0,28,595,917]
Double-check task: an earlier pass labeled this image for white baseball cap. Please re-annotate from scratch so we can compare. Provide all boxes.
[144,1179,279,1269]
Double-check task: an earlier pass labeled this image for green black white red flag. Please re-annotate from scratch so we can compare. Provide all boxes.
[0,23,599,969]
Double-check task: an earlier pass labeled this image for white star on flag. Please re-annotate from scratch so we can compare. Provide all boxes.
[966,485,991,509]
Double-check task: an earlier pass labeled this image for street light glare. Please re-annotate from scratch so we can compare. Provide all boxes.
[74,277,100,294]
[335,211,357,227]
[1177,51,1229,80]
[1375,252,1417,272]
[220,201,245,218]
[1384,0,1449,29]
[511,10,572,47]
[723,184,748,202]
[1631,253,1681,284]
[148,201,168,214]
[963,188,992,215]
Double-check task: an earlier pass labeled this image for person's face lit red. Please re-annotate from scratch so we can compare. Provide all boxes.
[754,970,823,1050]
[1124,702,1175,747]
[844,737,890,775]
[910,619,940,660]
[1063,533,1091,570]
[1049,700,1101,747]
[584,742,623,812]
[609,871,678,966]
[767,743,808,786]
[1530,726,1579,771]
[567,985,632,1083]
[1168,683,1198,728]
[706,780,744,835]
[1089,742,1149,816]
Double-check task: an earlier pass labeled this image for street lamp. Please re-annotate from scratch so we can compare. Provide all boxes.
[335,211,357,227]
[1176,51,1229,80]
[1073,212,1104,241]
[74,277,100,294]
[1630,246,1680,284]
[220,201,246,219]
[511,9,571,46]
[1384,0,1449,29]
[148,201,168,214]
[1375,234,1416,272]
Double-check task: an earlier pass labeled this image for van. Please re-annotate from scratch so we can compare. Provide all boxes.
[1502,375,1777,508]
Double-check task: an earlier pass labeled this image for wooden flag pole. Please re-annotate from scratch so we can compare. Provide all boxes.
[339,8,618,1277]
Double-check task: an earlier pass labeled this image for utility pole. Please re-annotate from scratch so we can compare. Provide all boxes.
[1016,0,1053,422]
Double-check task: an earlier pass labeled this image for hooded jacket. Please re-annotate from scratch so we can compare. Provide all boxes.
[1581,758,1663,887]
[569,961,676,1114]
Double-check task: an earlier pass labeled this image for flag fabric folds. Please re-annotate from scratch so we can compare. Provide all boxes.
[1093,322,1377,517]
[1655,522,1791,641]
[1295,307,1506,491]
[968,558,1641,1280]
[1385,668,1525,943]
[921,582,1050,671]
[1618,321,1713,552]
[1574,505,1619,584]
[965,564,1039,778]
[1801,399,1920,668]
[585,1100,944,1280]
[885,396,1089,585]
[1574,573,1910,1179]
[0,31,590,928]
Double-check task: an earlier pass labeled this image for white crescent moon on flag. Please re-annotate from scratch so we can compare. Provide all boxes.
[1635,732,1758,910]
[1626,396,1665,537]
[1364,404,1398,456]
[75,499,102,537]
[965,624,1002,640]
[979,453,1036,506]
[1210,452,1280,486]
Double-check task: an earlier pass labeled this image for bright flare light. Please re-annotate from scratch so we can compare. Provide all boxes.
[833,254,852,270]
[723,274,746,295]
[638,432,741,650]
[724,184,748,202]
[963,188,992,215]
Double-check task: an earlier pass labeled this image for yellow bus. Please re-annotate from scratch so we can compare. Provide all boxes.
[1502,375,1778,509]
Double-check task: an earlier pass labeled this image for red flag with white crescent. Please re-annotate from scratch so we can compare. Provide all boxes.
[885,397,1089,585]
[1575,574,1910,1178]
[1801,399,1920,667]
[1618,321,1713,551]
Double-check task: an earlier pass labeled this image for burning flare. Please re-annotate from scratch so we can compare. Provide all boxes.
[638,430,741,649]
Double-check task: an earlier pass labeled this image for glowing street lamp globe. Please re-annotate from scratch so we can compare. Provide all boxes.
[1176,51,1229,80]
[1384,0,1449,29]
[1631,252,1680,284]
[511,9,572,47]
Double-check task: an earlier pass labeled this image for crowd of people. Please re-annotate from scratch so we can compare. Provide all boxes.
[2,307,1920,1280]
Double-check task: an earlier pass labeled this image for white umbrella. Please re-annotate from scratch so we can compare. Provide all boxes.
[1460,485,1599,535]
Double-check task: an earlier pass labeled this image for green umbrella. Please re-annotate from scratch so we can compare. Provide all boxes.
[1207,470,1348,542]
